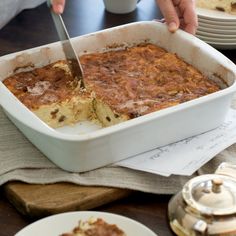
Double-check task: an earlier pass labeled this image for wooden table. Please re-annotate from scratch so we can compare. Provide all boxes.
[0,1,235,235]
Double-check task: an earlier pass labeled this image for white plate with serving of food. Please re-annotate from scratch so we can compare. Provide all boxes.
[195,1,236,49]
[196,0,236,21]
[15,211,157,236]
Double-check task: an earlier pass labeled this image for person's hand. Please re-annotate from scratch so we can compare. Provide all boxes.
[50,0,197,34]
[51,0,66,14]
[156,0,198,34]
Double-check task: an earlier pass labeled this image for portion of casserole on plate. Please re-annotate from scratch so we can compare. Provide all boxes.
[196,0,236,14]
[60,218,126,236]
[3,43,221,128]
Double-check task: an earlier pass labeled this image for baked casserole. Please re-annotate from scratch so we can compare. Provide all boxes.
[3,43,221,128]
[60,218,126,236]
[196,0,236,14]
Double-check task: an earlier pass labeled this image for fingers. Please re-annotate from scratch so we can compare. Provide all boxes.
[179,0,198,34]
[156,0,198,35]
[156,0,180,33]
[52,0,65,14]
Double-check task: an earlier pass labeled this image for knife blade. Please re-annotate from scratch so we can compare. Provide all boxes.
[47,0,85,89]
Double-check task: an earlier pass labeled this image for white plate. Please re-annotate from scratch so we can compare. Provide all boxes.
[197,7,236,21]
[196,30,236,39]
[197,24,236,34]
[198,17,236,26]
[15,211,158,236]
[201,41,236,50]
[197,35,236,44]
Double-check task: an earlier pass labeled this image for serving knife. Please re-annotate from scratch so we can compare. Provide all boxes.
[47,0,85,89]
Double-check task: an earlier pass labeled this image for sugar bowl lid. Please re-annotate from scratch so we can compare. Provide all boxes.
[182,174,236,216]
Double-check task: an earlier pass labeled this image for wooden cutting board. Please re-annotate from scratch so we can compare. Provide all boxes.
[3,182,132,219]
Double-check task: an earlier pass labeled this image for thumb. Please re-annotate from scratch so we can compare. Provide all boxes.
[52,0,65,14]
[156,0,180,32]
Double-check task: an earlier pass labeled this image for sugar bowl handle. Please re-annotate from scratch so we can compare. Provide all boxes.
[215,162,236,179]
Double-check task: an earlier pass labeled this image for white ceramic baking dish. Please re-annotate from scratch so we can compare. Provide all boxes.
[1,21,236,172]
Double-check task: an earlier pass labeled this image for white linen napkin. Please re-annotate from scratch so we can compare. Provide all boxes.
[0,106,193,194]
[0,95,236,194]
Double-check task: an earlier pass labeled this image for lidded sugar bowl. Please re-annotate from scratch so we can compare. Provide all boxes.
[168,163,236,236]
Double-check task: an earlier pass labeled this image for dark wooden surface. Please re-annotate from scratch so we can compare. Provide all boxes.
[3,182,133,218]
[0,188,173,236]
[0,0,236,236]
[0,0,162,56]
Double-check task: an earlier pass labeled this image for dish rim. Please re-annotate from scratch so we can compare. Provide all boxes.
[1,21,236,141]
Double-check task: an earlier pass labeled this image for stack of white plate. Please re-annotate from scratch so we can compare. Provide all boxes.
[196,8,236,50]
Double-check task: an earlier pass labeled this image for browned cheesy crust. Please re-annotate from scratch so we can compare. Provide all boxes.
[3,44,221,128]
[3,61,94,127]
[60,218,126,236]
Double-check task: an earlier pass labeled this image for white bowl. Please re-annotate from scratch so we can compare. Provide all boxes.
[1,21,236,172]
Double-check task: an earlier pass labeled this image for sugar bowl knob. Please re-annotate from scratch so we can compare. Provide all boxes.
[211,178,222,193]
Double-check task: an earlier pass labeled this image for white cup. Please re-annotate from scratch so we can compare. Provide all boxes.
[103,0,140,14]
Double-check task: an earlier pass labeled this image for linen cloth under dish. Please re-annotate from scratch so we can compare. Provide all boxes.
[0,97,236,194]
